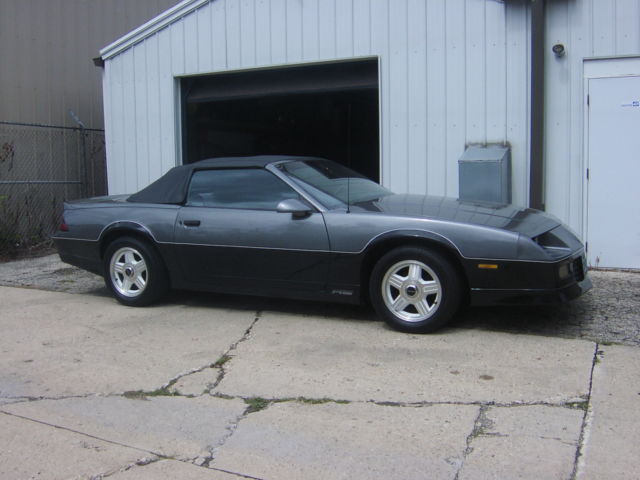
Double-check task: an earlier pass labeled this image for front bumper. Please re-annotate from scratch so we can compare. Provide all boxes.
[470,275,592,306]
[465,250,592,306]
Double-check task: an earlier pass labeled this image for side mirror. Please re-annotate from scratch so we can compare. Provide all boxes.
[276,198,313,218]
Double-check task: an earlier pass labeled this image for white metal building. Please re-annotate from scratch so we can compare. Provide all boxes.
[99,0,640,269]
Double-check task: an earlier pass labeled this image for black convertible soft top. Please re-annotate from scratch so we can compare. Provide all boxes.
[127,155,307,204]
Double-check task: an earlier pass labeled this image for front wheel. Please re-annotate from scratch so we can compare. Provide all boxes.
[369,247,463,333]
[103,237,168,307]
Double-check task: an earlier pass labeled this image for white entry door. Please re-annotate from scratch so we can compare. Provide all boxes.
[587,75,640,269]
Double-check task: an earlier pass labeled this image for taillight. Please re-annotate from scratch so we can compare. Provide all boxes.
[59,223,69,232]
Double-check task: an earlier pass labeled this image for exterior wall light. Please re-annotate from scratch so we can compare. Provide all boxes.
[552,44,566,57]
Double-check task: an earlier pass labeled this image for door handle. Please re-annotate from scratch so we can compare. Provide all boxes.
[182,220,201,227]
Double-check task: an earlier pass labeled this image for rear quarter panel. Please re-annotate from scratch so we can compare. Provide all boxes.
[53,202,180,276]
[58,203,179,242]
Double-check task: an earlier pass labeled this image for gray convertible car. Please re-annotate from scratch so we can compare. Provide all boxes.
[53,155,591,332]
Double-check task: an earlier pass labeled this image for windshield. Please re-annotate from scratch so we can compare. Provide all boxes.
[277,159,392,209]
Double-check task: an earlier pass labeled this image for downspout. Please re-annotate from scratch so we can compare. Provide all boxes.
[529,0,545,210]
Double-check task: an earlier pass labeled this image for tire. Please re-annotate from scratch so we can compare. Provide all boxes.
[103,236,169,307]
[369,247,463,333]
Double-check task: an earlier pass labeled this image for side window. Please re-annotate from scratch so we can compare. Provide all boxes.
[186,168,299,210]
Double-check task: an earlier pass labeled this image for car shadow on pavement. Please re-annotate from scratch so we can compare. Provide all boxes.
[170,269,639,346]
[162,289,376,323]
[3,253,634,346]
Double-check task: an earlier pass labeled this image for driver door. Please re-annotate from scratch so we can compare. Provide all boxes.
[173,167,330,296]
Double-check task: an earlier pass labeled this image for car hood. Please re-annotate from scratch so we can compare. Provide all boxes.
[351,194,561,238]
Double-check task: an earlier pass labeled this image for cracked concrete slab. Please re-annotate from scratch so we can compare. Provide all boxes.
[215,312,595,403]
[2,396,247,460]
[170,368,222,397]
[478,404,583,443]
[578,344,640,479]
[0,282,636,479]
[457,405,584,479]
[0,411,148,480]
[107,459,242,479]
[0,286,257,398]
[212,400,479,480]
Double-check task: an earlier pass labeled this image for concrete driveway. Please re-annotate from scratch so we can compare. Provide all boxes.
[0,256,639,479]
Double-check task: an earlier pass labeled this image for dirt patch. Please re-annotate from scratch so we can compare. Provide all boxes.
[0,254,104,293]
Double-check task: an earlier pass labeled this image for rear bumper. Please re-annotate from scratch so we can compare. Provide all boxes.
[470,275,593,306]
[53,237,103,276]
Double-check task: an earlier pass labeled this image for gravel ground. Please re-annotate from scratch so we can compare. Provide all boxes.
[0,253,638,346]
[454,270,640,346]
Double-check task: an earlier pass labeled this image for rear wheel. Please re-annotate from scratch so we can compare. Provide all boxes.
[369,247,462,333]
[103,237,168,307]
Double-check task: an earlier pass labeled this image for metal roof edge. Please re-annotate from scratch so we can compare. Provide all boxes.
[99,0,210,61]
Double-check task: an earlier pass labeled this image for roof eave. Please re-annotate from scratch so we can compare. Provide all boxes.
[99,0,210,61]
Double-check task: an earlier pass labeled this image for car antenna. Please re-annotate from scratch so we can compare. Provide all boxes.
[347,174,351,214]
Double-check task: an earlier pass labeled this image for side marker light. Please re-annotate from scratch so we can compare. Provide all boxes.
[478,264,498,270]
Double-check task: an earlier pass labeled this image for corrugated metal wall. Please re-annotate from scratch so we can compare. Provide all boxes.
[544,0,640,235]
[0,0,180,129]
[103,0,532,203]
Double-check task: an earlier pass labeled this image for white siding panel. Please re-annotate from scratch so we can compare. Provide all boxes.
[212,0,228,69]
[102,62,114,191]
[505,0,529,207]
[197,5,213,71]
[426,0,447,196]
[615,0,640,54]
[145,35,163,183]
[225,0,242,69]
[566,0,592,233]
[158,27,177,175]
[170,14,186,75]
[388,0,409,192]
[352,0,371,56]
[318,0,337,59]
[592,0,616,56]
[407,0,427,194]
[335,0,354,58]
[241,0,257,66]
[255,0,271,64]
[485,0,506,144]
[286,0,304,62]
[121,49,138,193]
[445,0,467,197]
[545,2,571,223]
[466,0,486,144]
[270,0,287,64]
[134,45,150,188]
[370,0,390,185]
[105,57,125,194]
[183,10,200,73]
[302,0,320,61]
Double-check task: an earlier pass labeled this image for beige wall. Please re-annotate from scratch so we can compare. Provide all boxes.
[0,0,180,129]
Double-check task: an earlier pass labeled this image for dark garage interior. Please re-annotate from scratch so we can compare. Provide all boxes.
[181,58,380,181]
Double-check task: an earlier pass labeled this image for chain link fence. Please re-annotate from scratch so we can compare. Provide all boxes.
[0,121,106,257]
